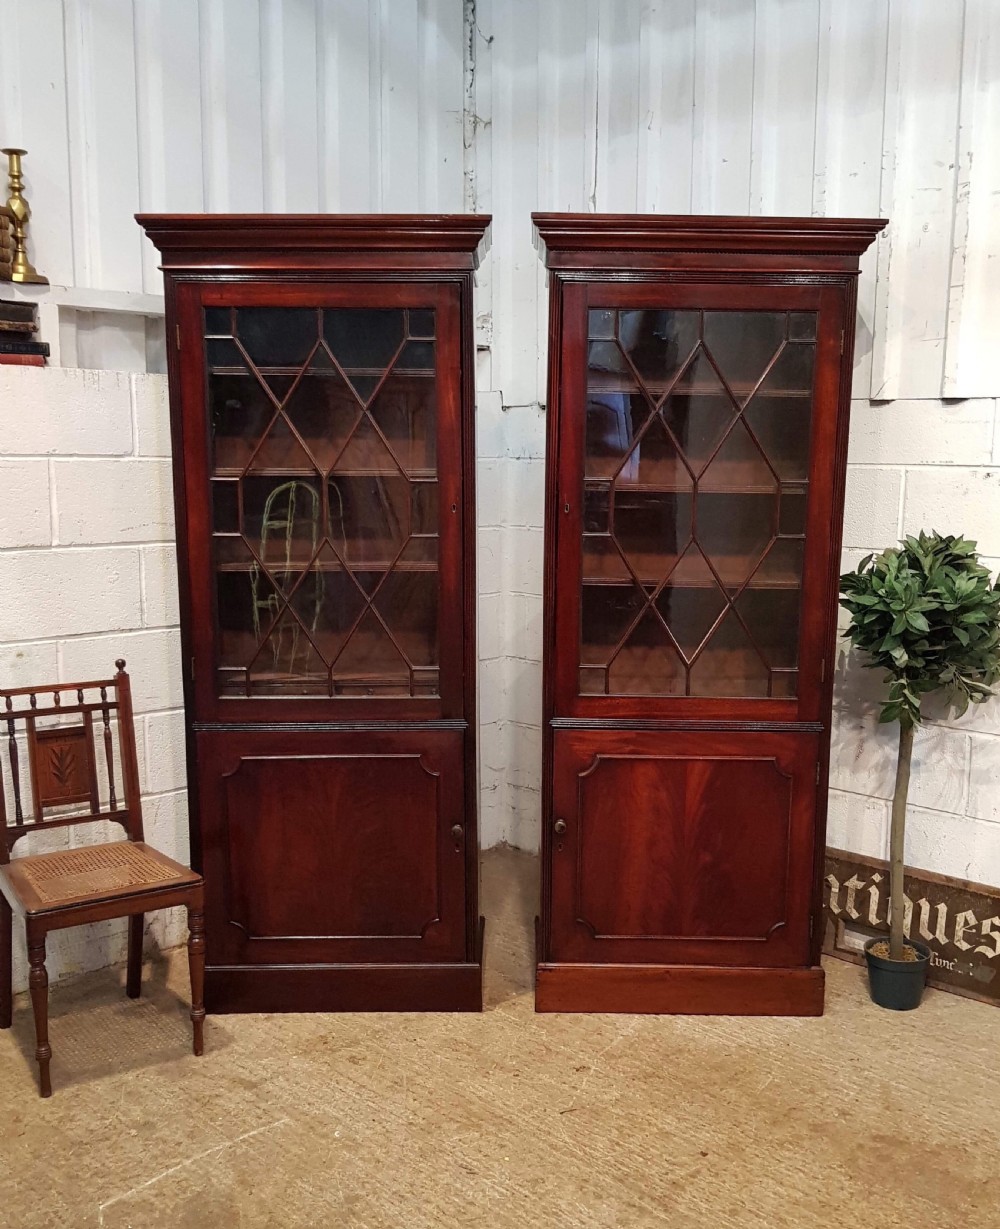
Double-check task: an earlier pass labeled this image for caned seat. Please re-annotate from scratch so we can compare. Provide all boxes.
[0,661,206,1097]
[3,842,200,913]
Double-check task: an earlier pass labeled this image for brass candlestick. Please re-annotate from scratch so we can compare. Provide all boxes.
[2,148,48,284]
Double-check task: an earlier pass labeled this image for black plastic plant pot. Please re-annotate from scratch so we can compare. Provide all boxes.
[863,937,931,1011]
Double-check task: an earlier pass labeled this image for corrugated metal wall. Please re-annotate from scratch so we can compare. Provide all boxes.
[1,0,997,396]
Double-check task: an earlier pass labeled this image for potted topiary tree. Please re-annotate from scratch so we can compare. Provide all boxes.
[840,531,1000,1010]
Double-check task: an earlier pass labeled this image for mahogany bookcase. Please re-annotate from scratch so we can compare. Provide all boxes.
[532,213,885,1015]
[137,214,490,1012]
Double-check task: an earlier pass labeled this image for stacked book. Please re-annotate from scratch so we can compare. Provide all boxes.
[0,206,12,281]
[0,300,48,366]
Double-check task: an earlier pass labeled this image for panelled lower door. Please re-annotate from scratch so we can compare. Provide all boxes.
[176,282,470,967]
[548,281,847,967]
[549,729,819,965]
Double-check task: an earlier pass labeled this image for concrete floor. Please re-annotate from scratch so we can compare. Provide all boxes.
[1,846,998,1228]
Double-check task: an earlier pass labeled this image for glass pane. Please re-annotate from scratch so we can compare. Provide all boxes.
[618,309,700,395]
[735,590,802,671]
[250,609,329,696]
[408,309,435,339]
[334,609,411,695]
[587,308,616,339]
[369,373,437,474]
[688,609,770,697]
[581,583,647,666]
[212,480,239,533]
[582,534,631,582]
[282,357,357,471]
[612,490,693,584]
[579,306,814,700]
[328,475,408,570]
[703,312,785,394]
[662,386,737,477]
[788,312,817,341]
[205,307,232,336]
[206,304,440,699]
[209,371,276,472]
[608,609,685,696]
[695,492,773,590]
[585,392,649,481]
[654,549,728,657]
[756,341,816,396]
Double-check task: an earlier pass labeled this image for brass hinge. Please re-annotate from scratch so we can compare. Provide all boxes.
[816,763,821,786]
[820,657,826,683]
[189,656,195,683]
[176,324,181,351]
[839,328,845,355]
[810,914,815,939]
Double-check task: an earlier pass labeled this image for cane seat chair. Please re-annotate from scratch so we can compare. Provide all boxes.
[0,661,205,1097]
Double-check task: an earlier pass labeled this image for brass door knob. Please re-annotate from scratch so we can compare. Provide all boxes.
[553,819,567,835]
[451,824,464,841]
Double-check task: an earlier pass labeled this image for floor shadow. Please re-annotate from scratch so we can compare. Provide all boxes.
[5,944,227,1094]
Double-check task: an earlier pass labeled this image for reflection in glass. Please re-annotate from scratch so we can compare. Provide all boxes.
[205,305,440,698]
[580,307,817,699]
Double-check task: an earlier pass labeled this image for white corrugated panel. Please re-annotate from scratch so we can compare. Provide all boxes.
[0,0,996,399]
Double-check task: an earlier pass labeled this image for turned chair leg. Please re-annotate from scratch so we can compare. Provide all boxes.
[187,905,206,1057]
[0,893,11,1030]
[126,913,144,999]
[27,931,52,1098]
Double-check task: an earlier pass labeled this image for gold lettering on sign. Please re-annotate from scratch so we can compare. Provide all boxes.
[916,897,950,946]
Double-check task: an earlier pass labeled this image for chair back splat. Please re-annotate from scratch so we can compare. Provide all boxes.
[0,659,143,863]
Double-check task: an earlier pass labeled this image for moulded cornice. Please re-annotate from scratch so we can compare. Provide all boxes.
[136,213,492,271]
[531,212,886,265]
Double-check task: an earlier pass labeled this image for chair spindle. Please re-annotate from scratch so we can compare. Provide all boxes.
[5,699,22,824]
[100,687,117,810]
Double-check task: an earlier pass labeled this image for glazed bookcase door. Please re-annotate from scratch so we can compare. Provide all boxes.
[176,281,464,724]
[554,281,848,724]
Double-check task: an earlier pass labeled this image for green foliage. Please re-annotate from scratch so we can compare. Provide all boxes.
[840,531,1000,728]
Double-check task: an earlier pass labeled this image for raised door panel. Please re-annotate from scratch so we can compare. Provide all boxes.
[196,728,469,965]
[554,281,848,723]
[548,729,818,966]
[175,280,465,724]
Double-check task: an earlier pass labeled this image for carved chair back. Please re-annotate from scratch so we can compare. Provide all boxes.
[0,660,143,864]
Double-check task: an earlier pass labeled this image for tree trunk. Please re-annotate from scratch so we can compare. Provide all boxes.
[889,721,915,961]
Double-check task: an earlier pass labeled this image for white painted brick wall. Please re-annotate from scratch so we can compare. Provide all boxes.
[476,392,547,851]
[0,367,133,455]
[830,395,1000,888]
[52,457,174,544]
[0,369,188,994]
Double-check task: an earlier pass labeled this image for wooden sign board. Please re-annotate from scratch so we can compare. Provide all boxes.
[823,848,1000,1007]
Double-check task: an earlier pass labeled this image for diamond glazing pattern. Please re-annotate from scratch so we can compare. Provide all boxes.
[205,307,439,698]
[581,308,817,699]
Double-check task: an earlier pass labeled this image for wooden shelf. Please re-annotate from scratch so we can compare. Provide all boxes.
[211,467,436,480]
[209,364,435,380]
[585,462,808,493]
[215,559,438,574]
[586,372,812,398]
[581,550,801,590]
